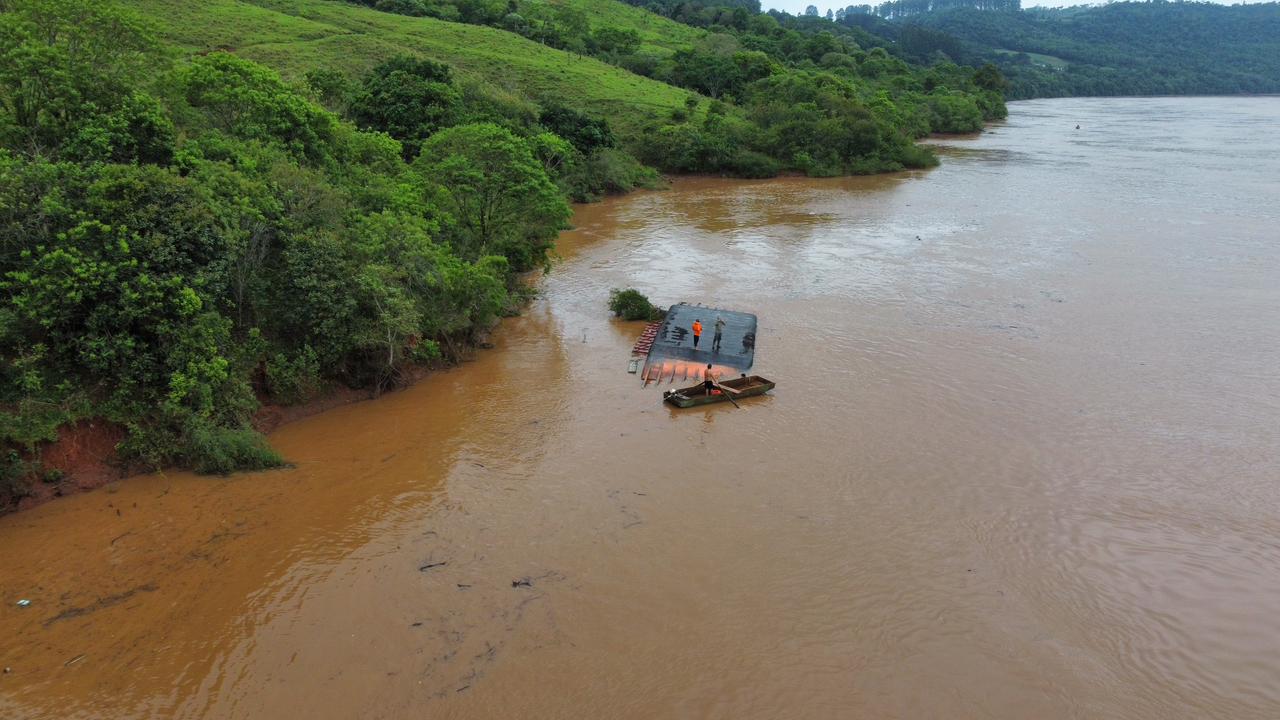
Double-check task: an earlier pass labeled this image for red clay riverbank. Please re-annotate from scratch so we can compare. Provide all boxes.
[2,347,482,516]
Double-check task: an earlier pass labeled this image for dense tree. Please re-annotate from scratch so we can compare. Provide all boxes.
[537,104,616,154]
[972,62,1008,93]
[414,123,571,270]
[180,53,340,162]
[349,56,461,158]
[0,0,155,156]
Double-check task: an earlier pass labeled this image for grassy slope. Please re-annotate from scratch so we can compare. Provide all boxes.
[548,0,704,55]
[993,48,1068,70]
[128,0,697,139]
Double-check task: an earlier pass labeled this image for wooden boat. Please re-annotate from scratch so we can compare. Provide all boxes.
[663,375,775,408]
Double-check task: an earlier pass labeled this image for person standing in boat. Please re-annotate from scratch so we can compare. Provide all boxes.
[691,319,703,349]
[712,316,726,352]
[703,363,717,396]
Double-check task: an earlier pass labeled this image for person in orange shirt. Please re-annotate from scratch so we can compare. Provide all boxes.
[691,319,703,349]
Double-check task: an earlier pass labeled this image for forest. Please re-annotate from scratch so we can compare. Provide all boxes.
[816,1,1280,98]
[0,0,1005,504]
[926,2,1280,98]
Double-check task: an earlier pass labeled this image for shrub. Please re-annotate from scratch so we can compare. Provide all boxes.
[0,451,33,502]
[410,339,443,364]
[727,149,781,178]
[565,147,663,201]
[184,418,285,475]
[265,346,321,405]
[609,288,660,321]
[537,104,615,154]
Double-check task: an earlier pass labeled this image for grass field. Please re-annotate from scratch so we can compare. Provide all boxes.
[129,0,698,139]
[548,0,705,55]
[993,48,1069,70]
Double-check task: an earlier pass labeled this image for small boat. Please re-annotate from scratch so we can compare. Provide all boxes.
[663,375,776,408]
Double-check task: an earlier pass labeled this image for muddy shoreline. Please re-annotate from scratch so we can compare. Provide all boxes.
[3,338,493,516]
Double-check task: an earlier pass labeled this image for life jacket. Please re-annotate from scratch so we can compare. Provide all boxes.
[692,321,702,336]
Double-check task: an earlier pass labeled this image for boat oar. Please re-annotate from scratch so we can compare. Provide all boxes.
[714,379,741,409]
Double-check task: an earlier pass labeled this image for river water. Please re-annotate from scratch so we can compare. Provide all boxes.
[2,97,1278,719]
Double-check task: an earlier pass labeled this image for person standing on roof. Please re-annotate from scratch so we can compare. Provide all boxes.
[691,319,703,349]
[712,315,726,352]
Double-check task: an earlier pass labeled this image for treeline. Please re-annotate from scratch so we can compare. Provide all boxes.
[0,0,655,498]
[796,1,1019,20]
[904,2,1280,98]
[871,0,1019,21]
[352,0,1008,174]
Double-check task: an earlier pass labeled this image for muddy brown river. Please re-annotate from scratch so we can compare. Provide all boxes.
[2,97,1279,719]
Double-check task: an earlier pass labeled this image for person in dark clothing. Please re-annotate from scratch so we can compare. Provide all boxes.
[712,316,725,352]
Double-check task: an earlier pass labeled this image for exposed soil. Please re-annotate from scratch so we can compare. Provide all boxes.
[10,419,128,513]
[3,340,489,516]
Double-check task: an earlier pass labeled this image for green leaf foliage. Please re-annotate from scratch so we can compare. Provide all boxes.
[415,123,571,271]
[608,288,661,321]
[0,1,587,486]
[350,56,461,158]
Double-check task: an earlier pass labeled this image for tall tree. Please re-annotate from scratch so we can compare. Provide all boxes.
[414,123,570,271]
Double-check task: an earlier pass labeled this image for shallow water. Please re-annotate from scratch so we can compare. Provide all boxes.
[1,96,1278,719]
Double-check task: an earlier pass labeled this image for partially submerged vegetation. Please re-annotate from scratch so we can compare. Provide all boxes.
[609,289,663,322]
[0,0,1006,504]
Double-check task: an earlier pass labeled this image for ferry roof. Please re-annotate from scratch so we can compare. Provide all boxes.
[644,303,757,373]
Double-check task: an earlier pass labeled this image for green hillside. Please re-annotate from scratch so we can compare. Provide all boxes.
[889,2,1280,97]
[547,0,706,54]
[132,0,696,139]
[132,0,1005,172]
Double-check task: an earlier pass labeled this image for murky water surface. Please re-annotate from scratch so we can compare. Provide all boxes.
[2,97,1279,719]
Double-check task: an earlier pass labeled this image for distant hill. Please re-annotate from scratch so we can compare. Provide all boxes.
[893,2,1280,98]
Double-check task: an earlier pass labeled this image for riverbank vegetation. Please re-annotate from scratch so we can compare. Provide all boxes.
[0,0,1005,503]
